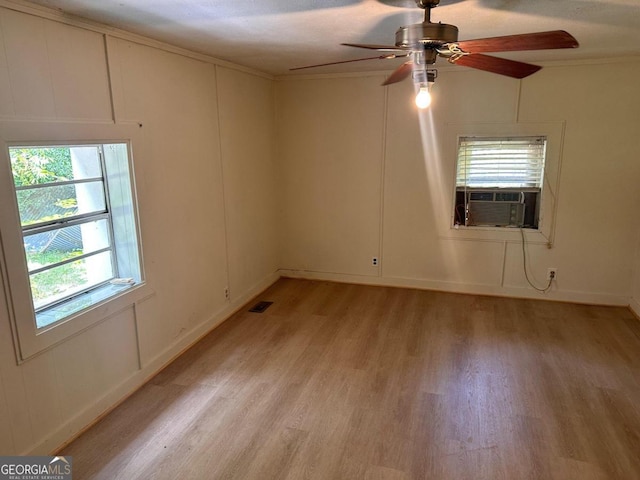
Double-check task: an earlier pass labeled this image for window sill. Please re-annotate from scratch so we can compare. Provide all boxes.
[20,281,154,361]
[440,224,550,245]
[36,281,143,329]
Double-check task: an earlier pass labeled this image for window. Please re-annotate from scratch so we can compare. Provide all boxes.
[454,136,547,229]
[7,143,142,330]
[0,122,147,361]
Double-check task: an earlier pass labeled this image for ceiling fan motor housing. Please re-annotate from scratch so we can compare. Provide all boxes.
[396,23,459,50]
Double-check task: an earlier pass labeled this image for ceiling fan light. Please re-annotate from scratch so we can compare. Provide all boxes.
[415,84,432,109]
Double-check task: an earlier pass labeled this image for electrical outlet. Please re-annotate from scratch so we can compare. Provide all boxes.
[372,257,379,267]
[547,268,557,281]
[224,286,230,300]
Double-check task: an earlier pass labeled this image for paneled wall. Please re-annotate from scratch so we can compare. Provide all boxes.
[277,61,640,305]
[0,6,278,454]
[276,77,386,276]
[217,67,279,298]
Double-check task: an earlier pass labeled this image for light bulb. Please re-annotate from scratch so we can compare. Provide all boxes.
[415,84,431,109]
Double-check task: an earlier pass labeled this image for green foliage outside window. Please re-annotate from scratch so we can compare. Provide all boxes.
[10,148,78,226]
[10,147,73,186]
[10,148,85,307]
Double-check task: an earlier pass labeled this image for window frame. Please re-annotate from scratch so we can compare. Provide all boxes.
[438,122,565,244]
[454,135,547,229]
[0,121,150,362]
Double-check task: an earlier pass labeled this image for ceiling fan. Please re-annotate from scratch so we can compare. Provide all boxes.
[291,0,579,106]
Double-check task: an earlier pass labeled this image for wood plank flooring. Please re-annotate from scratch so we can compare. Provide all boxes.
[61,279,640,479]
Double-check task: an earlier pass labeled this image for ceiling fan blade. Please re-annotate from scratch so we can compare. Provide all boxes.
[382,61,414,86]
[290,53,408,71]
[450,53,541,79]
[342,43,408,52]
[455,30,579,54]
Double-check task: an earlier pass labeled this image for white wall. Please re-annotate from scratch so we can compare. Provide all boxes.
[0,6,278,454]
[276,77,386,277]
[277,60,640,305]
[216,67,279,298]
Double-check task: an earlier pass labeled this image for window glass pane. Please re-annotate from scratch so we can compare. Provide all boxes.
[29,250,114,311]
[16,181,106,226]
[24,219,112,272]
[9,146,102,186]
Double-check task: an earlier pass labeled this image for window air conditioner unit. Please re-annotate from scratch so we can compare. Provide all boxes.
[466,191,525,227]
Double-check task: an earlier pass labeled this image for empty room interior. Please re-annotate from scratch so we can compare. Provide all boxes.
[0,0,639,478]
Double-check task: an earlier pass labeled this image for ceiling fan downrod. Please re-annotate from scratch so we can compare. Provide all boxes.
[416,0,440,23]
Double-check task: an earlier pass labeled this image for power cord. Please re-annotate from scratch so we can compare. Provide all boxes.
[520,228,553,293]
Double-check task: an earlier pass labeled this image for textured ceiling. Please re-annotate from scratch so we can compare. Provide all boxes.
[26,0,640,76]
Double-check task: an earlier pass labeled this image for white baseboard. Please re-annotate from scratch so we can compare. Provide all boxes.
[278,269,630,307]
[25,271,281,456]
[140,271,281,372]
[629,297,640,319]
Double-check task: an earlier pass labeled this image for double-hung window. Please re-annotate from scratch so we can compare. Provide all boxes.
[9,143,142,330]
[454,136,547,229]
[1,130,145,361]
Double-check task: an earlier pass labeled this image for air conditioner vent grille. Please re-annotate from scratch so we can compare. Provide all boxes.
[468,202,525,227]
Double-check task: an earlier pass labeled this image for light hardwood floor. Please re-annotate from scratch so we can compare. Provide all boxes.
[62,279,640,479]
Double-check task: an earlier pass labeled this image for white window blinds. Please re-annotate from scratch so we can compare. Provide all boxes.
[456,136,547,188]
